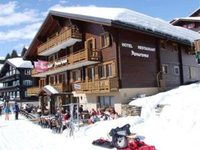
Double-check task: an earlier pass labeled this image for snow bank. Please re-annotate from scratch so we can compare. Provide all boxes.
[129,82,200,150]
[1,82,200,150]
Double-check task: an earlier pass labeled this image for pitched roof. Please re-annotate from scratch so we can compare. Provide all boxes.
[189,7,200,17]
[25,7,200,59]
[7,57,33,68]
[50,7,200,43]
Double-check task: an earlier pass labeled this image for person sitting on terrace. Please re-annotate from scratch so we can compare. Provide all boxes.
[109,107,119,119]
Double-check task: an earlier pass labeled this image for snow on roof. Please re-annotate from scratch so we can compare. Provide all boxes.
[50,6,200,43]
[43,85,59,95]
[171,17,200,24]
[7,57,33,68]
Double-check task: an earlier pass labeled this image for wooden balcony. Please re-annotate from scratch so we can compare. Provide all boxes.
[32,48,101,77]
[49,83,70,92]
[27,87,41,96]
[73,77,119,93]
[27,83,70,96]
[38,26,82,56]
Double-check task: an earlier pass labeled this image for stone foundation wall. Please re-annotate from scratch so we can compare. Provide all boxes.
[121,104,142,117]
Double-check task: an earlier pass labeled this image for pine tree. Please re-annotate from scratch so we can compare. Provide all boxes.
[11,50,18,58]
[5,53,11,60]
[21,47,27,57]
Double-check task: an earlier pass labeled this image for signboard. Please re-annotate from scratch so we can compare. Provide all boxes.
[73,83,81,90]
[121,42,155,59]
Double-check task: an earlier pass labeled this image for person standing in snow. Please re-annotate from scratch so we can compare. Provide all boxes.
[0,105,2,116]
[13,102,20,120]
[3,102,11,120]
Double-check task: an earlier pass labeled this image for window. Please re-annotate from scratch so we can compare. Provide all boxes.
[23,80,32,86]
[12,92,15,98]
[174,66,180,75]
[14,80,20,86]
[9,92,12,99]
[189,67,197,80]
[85,37,99,60]
[49,76,55,85]
[106,64,112,77]
[71,70,81,82]
[98,65,106,78]
[162,64,168,74]
[17,91,20,98]
[72,72,77,81]
[24,69,31,75]
[98,63,114,78]
[24,91,28,97]
[183,23,195,29]
[16,70,20,74]
[100,32,110,48]
[58,74,64,83]
[88,67,95,81]
[98,96,114,108]
[86,38,95,50]
[39,79,45,87]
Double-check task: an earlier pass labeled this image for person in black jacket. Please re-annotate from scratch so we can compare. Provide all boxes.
[0,105,2,116]
[13,102,20,120]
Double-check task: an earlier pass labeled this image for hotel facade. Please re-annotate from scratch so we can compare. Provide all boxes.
[24,7,200,114]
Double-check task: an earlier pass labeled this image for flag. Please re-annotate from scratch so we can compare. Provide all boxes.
[34,60,48,73]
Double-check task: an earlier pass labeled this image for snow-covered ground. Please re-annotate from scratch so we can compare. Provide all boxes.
[1,82,200,150]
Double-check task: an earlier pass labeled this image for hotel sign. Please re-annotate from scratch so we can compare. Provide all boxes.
[121,42,155,58]
[131,51,149,58]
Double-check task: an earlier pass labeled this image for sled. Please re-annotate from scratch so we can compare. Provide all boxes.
[92,138,115,149]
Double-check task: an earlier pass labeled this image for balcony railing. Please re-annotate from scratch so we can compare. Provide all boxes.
[49,83,70,92]
[27,87,41,96]
[27,83,70,96]
[38,26,82,55]
[0,74,20,82]
[32,48,101,76]
[73,77,119,93]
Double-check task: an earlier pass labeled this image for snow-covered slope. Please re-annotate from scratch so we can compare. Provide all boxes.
[1,82,200,150]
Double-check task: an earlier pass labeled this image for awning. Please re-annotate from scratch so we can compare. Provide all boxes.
[38,85,59,96]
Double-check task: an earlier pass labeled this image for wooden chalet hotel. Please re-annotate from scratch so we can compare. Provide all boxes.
[24,7,200,114]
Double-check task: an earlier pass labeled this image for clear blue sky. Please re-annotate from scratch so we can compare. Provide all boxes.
[0,0,199,57]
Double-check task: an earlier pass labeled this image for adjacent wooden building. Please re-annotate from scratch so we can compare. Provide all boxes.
[0,57,36,104]
[24,7,200,114]
[171,8,200,32]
